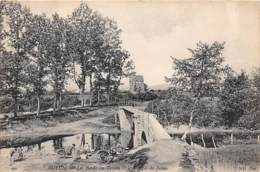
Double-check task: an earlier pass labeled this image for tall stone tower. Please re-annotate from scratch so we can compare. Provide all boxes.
[129,75,145,94]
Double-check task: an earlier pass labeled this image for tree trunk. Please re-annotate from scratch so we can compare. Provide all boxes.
[28,99,32,112]
[97,90,100,105]
[80,85,85,107]
[78,72,86,107]
[89,74,93,106]
[54,91,62,112]
[13,95,18,117]
[53,93,57,113]
[106,71,111,104]
[36,95,40,116]
[181,94,201,140]
[106,89,110,104]
[58,93,62,110]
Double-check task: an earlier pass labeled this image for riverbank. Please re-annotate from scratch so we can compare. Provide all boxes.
[1,139,259,172]
[0,139,204,172]
[0,107,120,148]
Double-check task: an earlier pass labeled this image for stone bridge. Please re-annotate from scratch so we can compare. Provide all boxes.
[116,107,171,148]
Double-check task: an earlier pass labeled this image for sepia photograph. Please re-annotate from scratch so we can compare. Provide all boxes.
[0,0,259,172]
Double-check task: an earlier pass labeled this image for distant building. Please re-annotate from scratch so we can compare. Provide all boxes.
[129,75,145,94]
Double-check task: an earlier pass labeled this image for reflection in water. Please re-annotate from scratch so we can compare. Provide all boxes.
[0,133,115,160]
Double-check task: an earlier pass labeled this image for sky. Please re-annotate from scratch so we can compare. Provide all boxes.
[18,0,260,90]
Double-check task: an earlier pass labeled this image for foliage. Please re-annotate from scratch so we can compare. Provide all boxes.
[0,1,5,50]
[94,18,132,103]
[149,69,259,130]
[150,42,259,130]
[166,42,230,97]
[166,42,230,136]
[67,2,134,105]
[145,92,222,127]
[219,71,252,127]
[128,91,158,101]
[24,14,51,114]
[0,1,134,114]
[0,1,33,116]
[237,69,260,129]
[45,13,72,111]
[68,2,98,106]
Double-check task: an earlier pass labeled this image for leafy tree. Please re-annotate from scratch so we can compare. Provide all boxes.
[0,1,5,50]
[68,2,134,106]
[166,42,230,139]
[25,14,50,115]
[46,14,72,112]
[252,68,260,90]
[1,2,33,116]
[236,69,260,129]
[68,2,101,106]
[113,52,134,92]
[97,19,135,103]
[0,1,6,93]
[219,71,251,127]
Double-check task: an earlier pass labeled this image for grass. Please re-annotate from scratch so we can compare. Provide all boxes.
[196,144,259,171]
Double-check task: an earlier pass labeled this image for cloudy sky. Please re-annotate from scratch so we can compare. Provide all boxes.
[19,0,260,89]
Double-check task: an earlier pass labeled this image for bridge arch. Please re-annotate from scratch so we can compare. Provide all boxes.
[141,131,147,145]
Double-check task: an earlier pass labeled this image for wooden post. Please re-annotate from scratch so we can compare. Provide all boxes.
[257,135,259,144]
[212,136,216,149]
[201,134,206,148]
[231,133,234,145]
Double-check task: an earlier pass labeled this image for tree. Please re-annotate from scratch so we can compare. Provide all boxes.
[219,71,251,127]
[68,2,98,107]
[0,1,6,92]
[252,68,260,90]
[166,42,230,139]
[1,2,33,116]
[0,1,4,50]
[236,69,260,129]
[97,18,133,103]
[46,13,72,112]
[112,52,134,93]
[25,14,50,115]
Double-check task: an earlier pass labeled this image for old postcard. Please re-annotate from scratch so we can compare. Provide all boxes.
[0,0,259,172]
